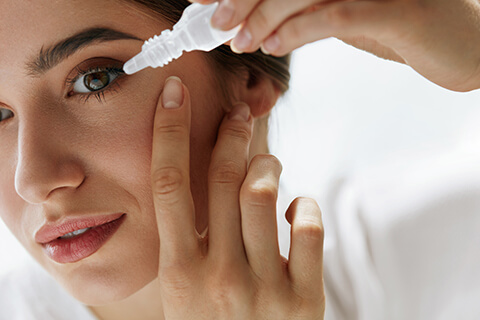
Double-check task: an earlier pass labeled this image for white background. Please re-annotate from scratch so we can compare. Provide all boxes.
[2,38,480,275]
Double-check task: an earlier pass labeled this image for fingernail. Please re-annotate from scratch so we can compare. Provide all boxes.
[263,34,280,54]
[230,42,244,54]
[229,103,251,121]
[260,44,270,55]
[162,76,184,109]
[232,27,252,52]
[211,1,234,29]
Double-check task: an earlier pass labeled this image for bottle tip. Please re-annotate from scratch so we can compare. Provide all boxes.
[123,53,150,75]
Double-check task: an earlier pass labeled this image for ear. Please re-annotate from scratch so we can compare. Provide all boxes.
[237,71,281,118]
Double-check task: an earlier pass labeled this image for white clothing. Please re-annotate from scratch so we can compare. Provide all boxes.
[0,261,96,320]
[1,147,480,319]
[321,147,480,320]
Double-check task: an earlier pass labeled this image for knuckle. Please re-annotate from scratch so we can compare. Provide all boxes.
[152,166,185,197]
[159,264,195,298]
[241,181,278,208]
[210,160,245,185]
[251,6,270,32]
[251,154,283,173]
[291,197,324,244]
[325,5,353,28]
[241,154,282,207]
[294,221,324,245]
[220,124,251,144]
[159,250,204,298]
[283,20,302,44]
[206,272,249,310]
[154,123,188,141]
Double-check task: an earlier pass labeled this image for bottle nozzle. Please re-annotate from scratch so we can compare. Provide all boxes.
[123,2,240,75]
[123,52,150,75]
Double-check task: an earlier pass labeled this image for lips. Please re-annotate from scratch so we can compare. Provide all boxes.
[35,213,126,264]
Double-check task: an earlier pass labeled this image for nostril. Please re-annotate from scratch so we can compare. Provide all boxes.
[14,157,85,204]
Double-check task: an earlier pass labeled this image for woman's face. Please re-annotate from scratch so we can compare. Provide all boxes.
[0,0,229,304]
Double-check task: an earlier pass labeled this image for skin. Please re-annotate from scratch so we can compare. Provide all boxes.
[0,1,325,319]
[198,0,480,92]
[0,0,221,307]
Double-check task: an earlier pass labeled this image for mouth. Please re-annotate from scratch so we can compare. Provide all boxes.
[36,213,126,264]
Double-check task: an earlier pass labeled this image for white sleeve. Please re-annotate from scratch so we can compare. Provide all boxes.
[323,150,480,320]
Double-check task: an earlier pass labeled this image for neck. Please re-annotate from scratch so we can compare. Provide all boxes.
[88,278,164,320]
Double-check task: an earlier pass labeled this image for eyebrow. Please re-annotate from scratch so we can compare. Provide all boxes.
[26,27,142,76]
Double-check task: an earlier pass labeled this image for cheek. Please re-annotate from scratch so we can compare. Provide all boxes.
[123,56,228,231]
[0,138,33,246]
[0,172,24,238]
[187,92,226,232]
[0,127,18,227]
[0,157,46,267]
[52,112,161,304]
[85,80,158,188]
[89,94,158,223]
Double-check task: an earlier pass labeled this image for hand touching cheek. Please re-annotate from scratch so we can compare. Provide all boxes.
[151,76,325,319]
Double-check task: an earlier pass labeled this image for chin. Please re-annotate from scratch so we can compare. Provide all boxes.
[42,234,161,306]
[60,259,159,306]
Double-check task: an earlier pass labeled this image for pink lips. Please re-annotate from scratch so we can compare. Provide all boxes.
[35,213,126,264]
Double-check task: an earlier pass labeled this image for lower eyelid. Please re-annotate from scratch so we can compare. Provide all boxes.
[71,78,123,103]
[67,68,125,102]
[0,109,14,121]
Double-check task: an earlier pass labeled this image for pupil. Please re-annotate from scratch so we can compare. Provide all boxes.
[84,72,110,91]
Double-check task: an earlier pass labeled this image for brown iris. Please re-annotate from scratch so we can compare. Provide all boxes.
[84,71,110,91]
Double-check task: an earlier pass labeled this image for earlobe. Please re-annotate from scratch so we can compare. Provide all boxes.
[238,71,281,118]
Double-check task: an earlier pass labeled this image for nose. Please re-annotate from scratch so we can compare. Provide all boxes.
[14,113,85,204]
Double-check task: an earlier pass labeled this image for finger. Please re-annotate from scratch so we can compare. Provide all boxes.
[231,0,321,53]
[208,102,253,261]
[341,36,406,64]
[261,1,400,56]
[287,197,324,296]
[152,76,198,262]
[240,154,284,281]
[211,0,259,31]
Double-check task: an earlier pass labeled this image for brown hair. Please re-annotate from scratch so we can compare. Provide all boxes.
[118,0,291,93]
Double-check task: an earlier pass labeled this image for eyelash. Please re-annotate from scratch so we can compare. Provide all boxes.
[0,63,126,128]
[66,65,125,103]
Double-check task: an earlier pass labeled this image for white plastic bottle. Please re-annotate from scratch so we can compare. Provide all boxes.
[123,2,240,75]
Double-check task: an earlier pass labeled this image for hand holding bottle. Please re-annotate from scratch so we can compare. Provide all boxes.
[194,0,480,92]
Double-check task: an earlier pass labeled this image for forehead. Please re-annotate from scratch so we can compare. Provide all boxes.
[0,0,158,74]
[0,0,169,100]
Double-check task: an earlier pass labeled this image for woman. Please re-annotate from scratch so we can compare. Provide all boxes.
[3,0,480,319]
[0,0,325,319]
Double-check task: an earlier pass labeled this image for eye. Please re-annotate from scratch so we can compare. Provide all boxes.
[0,108,13,123]
[73,69,121,94]
[65,58,126,103]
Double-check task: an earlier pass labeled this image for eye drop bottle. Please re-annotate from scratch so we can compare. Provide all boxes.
[124,2,240,75]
